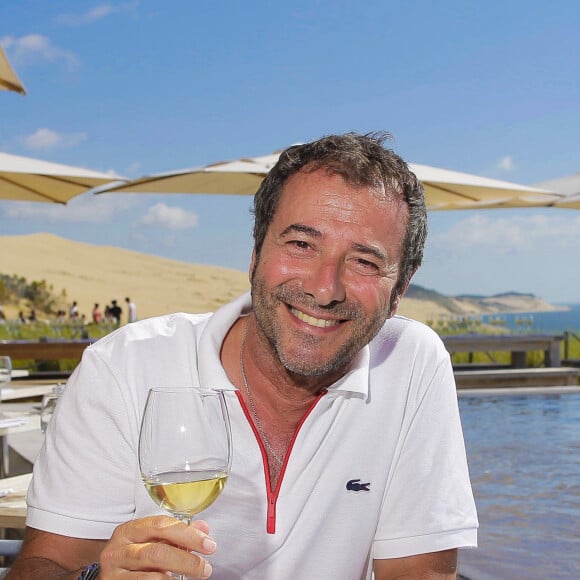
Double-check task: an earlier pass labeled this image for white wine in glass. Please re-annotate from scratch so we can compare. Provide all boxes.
[139,387,232,579]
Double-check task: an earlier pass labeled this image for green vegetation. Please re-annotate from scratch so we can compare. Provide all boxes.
[0,273,63,315]
[1,270,117,372]
[564,331,580,361]
[0,321,117,372]
[0,320,116,341]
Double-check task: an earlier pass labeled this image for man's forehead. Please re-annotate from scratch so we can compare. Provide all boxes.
[281,166,403,204]
[277,172,406,229]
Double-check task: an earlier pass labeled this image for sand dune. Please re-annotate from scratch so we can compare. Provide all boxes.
[0,233,556,325]
[0,233,250,321]
[0,233,436,323]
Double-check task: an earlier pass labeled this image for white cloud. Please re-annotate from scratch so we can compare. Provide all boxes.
[21,128,88,151]
[2,192,137,223]
[137,203,199,230]
[431,213,580,254]
[125,161,143,177]
[55,1,140,26]
[415,211,580,301]
[0,34,79,70]
[496,155,515,172]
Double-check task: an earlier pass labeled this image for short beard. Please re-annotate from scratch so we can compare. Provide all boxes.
[251,277,390,378]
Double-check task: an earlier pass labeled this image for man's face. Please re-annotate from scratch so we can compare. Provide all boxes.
[250,168,409,379]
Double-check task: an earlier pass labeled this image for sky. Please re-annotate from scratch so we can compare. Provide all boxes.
[1,0,579,304]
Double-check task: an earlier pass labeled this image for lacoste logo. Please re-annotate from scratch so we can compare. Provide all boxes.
[346,478,370,492]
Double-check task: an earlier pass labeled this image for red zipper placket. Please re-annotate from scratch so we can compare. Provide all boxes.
[236,389,327,534]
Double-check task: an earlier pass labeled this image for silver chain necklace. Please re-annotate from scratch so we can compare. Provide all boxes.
[240,318,284,466]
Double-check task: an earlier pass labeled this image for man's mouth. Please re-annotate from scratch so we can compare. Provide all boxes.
[290,307,342,328]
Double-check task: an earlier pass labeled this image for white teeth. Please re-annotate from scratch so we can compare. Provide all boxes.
[290,308,340,328]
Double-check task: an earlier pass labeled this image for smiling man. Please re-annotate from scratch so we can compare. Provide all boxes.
[8,132,477,580]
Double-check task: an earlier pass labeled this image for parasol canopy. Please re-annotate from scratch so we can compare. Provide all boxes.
[0,45,26,95]
[0,152,124,204]
[97,151,563,210]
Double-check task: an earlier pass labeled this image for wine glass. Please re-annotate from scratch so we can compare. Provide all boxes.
[0,357,12,415]
[0,357,11,385]
[139,387,232,578]
[40,383,65,433]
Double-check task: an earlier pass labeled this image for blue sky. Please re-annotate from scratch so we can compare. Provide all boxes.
[1,0,579,303]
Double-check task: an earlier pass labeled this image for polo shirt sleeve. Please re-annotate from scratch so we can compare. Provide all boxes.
[26,343,139,539]
[372,355,478,559]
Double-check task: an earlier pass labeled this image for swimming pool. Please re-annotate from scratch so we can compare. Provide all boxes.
[457,392,580,578]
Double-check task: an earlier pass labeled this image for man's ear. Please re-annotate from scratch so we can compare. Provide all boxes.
[388,294,402,318]
[387,276,413,318]
[249,249,257,283]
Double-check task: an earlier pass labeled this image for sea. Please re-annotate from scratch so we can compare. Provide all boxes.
[480,303,580,334]
[457,392,580,579]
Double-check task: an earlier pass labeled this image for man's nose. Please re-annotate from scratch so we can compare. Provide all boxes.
[302,258,346,306]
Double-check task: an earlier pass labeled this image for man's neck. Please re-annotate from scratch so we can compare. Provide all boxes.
[223,314,347,404]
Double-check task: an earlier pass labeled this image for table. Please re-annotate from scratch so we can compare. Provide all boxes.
[0,406,41,478]
[1,379,58,402]
[441,334,564,368]
[0,473,31,529]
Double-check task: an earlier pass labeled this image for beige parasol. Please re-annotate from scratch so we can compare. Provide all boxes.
[0,45,26,95]
[533,173,580,209]
[97,151,563,210]
[0,152,124,204]
[409,163,562,210]
[552,194,580,209]
[97,153,279,196]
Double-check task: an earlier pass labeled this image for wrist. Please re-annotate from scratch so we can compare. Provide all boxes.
[77,563,100,579]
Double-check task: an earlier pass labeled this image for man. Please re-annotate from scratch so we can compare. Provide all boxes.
[125,297,137,323]
[109,299,122,325]
[8,132,477,579]
[69,301,79,319]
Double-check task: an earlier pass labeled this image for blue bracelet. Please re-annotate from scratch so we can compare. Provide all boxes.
[77,562,100,579]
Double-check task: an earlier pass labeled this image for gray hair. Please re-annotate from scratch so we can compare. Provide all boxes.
[252,132,427,310]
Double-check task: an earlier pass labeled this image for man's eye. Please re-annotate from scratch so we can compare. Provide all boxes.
[289,240,310,250]
[355,258,380,272]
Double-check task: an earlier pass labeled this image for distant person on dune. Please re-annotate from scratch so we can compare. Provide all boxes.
[125,297,137,323]
[69,301,79,319]
[109,300,122,325]
[92,303,102,324]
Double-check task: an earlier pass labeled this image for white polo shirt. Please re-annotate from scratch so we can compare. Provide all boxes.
[28,293,477,579]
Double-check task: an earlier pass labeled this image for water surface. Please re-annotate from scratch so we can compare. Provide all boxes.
[481,303,580,334]
[458,393,580,578]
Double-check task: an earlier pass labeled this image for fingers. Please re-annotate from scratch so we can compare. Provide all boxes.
[105,541,213,578]
[115,516,215,554]
[99,516,216,578]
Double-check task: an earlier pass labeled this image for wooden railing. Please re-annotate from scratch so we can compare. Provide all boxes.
[0,339,93,362]
[441,334,564,368]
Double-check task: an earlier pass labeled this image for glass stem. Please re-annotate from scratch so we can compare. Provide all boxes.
[174,515,193,579]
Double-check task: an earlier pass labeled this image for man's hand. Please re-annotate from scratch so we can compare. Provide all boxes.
[101,516,216,577]
[7,516,217,579]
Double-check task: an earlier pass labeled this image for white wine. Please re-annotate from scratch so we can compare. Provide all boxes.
[144,469,228,517]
